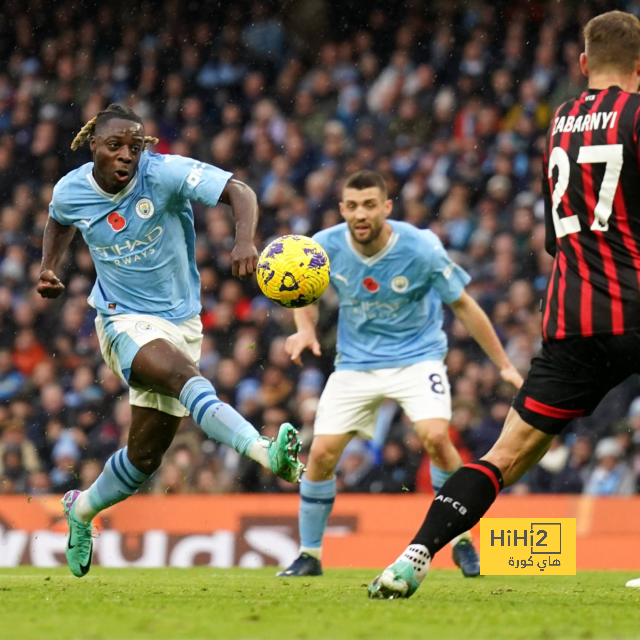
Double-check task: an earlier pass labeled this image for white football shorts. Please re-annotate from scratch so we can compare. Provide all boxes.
[314,360,452,439]
[95,313,203,418]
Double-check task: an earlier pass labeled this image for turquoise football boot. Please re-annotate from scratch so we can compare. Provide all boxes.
[267,423,304,483]
[61,490,95,578]
[368,561,420,599]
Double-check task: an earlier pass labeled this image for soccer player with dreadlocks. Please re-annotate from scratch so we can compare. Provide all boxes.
[38,104,304,578]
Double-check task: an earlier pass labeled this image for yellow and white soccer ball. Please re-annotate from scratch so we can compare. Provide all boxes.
[257,235,330,308]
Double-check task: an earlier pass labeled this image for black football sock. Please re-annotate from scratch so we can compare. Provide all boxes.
[411,460,503,556]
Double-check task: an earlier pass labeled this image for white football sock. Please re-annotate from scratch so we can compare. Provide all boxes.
[450,530,472,547]
[73,490,99,523]
[396,544,431,583]
[300,546,322,560]
[247,437,271,469]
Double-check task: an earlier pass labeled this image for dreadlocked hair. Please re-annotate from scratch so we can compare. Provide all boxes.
[70,104,159,151]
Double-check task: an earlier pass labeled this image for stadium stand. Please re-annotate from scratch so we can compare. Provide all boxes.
[0,0,639,498]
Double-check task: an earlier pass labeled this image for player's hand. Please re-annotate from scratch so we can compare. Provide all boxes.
[37,270,65,299]
[285,330,321,366]
[231,242,259,279]
[500,363,524,389]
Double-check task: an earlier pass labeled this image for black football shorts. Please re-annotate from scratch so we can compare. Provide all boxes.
[512,333,640,435]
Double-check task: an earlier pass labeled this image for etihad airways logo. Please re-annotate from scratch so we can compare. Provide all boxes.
[90,225,163,265]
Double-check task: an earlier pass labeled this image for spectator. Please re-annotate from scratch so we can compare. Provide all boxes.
[0,0,635,496]
[0,424,40,479]
[552,436,594,494]
[49,433,81,494]
[154,461,190,495]
[584,438,635,496]
[358,440,419,493]
[195,466,224,494]
[524,437,570,493]
[1,444,29,493]
[27,470,51,495]
[0,349,25,402]
[338,439,375,492]
[79,459,103,491]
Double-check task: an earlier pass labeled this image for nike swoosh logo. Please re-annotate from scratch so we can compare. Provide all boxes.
[67,534,75,550]
[79,544,93,575]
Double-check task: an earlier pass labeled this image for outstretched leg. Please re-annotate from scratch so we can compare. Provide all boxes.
[277,433,353,577]
[414,417,480,577]
[410,409,552,552]
[63,336,302,578]
[369,409,552,598]
[129,338,303,482]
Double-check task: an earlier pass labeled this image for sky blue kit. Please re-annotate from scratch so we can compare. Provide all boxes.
[313,220,470,371]
[49,151,232,324]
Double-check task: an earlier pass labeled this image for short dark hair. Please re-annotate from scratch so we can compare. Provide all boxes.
[584,11,640,74]
[343,170,388,199]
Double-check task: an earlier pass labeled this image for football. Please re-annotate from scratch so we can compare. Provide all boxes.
[256,235,330,308]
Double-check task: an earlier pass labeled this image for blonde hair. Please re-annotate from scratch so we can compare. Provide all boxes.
[584,11,640,74]
[70,104,159,151]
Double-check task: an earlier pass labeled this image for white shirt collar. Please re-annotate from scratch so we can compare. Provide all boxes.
[87,169,138,203]
[345,229,399,267]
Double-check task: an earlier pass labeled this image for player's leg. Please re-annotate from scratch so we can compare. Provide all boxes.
[409,408,553,555]
[369,409,552,599]
[387,361,461,487]
[278,369,381,577]
[414,417,461,493]
[63,405,181,577]
[369,337,626,598]
[388,360,480,575]
[414,417,479,576]
[277,433,354,577]
[415,417,461,471]
[99,314,303,482]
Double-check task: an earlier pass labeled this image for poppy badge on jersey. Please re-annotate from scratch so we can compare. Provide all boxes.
[362,277,379,292]
[107,211,126,232]
[135,198,155,219]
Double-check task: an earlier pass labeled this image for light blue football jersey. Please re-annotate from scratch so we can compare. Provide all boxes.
[49,152,232,323]
[313,220,470,370]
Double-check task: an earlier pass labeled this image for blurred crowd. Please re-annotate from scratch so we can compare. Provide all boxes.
[1,0,640,499]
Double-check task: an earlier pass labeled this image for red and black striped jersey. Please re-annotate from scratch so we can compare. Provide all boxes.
[542,86,640,340]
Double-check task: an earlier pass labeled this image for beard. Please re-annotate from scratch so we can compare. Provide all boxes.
[348,219,384,245]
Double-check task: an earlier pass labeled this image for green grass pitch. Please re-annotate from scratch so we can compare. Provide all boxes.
[1,568,639,640]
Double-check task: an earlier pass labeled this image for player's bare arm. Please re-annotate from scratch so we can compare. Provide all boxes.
[37,217,76,299]
[49,105,304,580]
[370,11,640,599]
[448,290,523,389]
[286,304,321,365]
[219,178,259,278]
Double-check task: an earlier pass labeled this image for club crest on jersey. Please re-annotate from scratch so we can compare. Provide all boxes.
[362,276,379,292]
[135,198,155,219]
[107,211,126,232]
[391,275,409,293]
